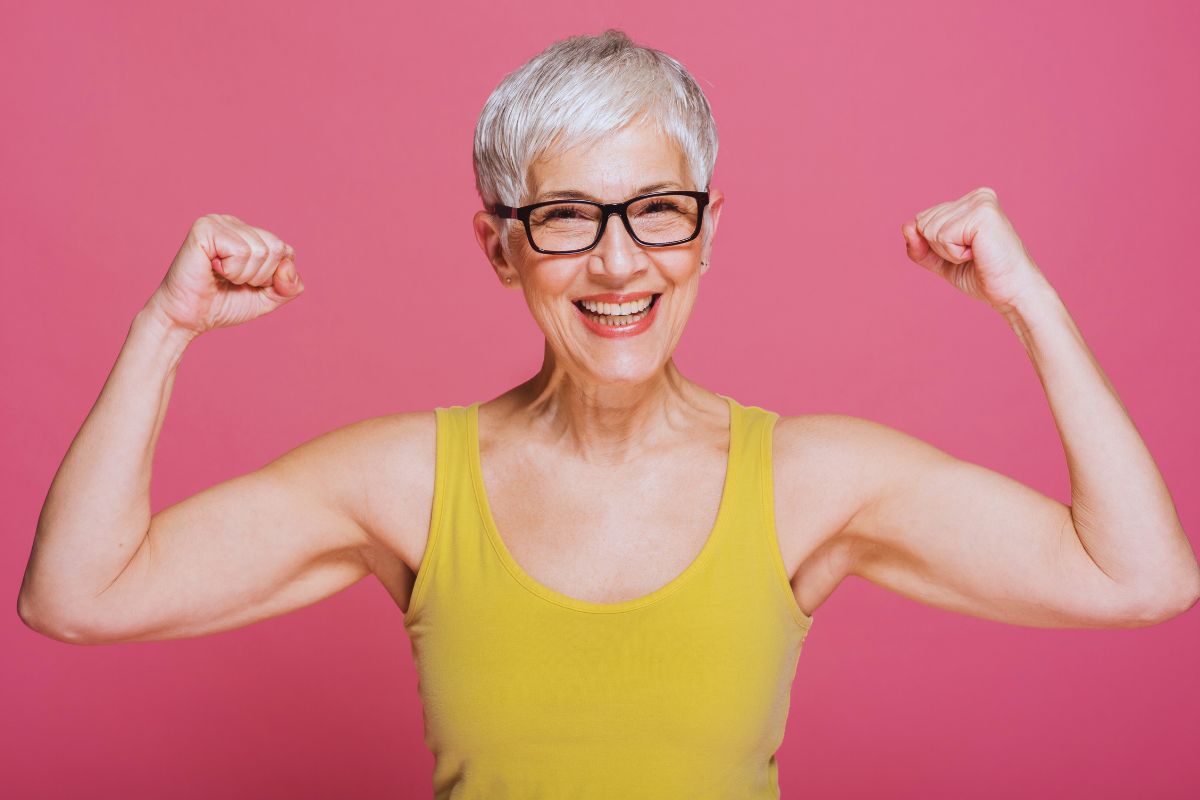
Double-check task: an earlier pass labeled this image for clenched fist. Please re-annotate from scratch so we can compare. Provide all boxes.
[900,187,1051,315]
[145,214,304,336]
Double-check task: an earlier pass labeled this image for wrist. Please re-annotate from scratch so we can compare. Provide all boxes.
[995,270,1062,327]
[994,273,1069,356]
[133,301,200,355]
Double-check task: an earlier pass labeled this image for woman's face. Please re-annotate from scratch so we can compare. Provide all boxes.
[473,118,724,387]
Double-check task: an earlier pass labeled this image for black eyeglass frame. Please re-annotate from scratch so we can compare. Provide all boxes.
[491,190,711,255]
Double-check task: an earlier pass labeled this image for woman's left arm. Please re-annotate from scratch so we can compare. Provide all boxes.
[991,254,1197,607]
[837,187,1199,628]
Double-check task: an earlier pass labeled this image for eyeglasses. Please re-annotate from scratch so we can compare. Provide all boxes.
[491,190,710,255]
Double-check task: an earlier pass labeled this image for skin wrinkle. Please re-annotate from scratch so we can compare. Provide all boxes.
[472,117,726,466]
[534,181,685,203]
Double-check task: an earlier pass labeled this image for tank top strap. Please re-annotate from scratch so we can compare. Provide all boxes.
[713,393,761,519]
[717,396,815,631]
[403,404,474,625]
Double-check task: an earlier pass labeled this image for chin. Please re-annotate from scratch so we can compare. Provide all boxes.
[583,354,666,385]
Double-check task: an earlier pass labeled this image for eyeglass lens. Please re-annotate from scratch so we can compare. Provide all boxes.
[527,194,701,252]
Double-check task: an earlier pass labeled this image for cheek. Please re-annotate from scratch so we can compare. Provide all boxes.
[522,254,583,295]
[655,252,703,286]
[521,271,576,323]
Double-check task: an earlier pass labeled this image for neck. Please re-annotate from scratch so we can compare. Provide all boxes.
[508,340,708,463]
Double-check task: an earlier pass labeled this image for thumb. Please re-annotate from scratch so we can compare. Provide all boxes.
[901,220,951,280]
[271,255,305,298]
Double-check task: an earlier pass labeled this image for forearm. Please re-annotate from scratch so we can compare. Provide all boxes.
[19,304,198,625]
[1000,268,1200,608]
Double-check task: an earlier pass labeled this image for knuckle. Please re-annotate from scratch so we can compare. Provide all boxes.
[976,200,1001,220]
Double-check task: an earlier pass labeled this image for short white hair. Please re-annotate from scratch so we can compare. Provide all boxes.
[472,29,719,209]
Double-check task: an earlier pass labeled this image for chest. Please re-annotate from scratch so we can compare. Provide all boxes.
[479,439,730,605]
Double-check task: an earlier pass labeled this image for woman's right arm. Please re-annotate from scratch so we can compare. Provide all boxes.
[17,215,378,644]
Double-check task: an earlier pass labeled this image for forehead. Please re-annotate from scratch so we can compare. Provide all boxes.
[526,119,691,203]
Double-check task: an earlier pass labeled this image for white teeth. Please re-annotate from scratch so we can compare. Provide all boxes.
[579,296,653,315]
[582,305,652,326]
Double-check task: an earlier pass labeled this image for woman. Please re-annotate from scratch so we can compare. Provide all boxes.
[18,29,1199,799]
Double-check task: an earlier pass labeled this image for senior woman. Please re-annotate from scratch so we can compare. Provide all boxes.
[19,29,1199,799]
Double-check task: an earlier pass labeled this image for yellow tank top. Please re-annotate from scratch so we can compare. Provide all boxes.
[403,394,815,798]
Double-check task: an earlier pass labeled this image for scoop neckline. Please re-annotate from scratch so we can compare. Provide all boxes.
[466,393,739,614]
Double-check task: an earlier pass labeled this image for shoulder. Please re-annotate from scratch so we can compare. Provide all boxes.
[288,409,437,487]
[774,411,947,489]
[281,409,439,575]
[769,412,934,582]
[772,412,918,469]
[770,412,883,532]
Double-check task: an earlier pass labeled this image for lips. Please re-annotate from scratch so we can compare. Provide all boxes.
[572,291,662,338]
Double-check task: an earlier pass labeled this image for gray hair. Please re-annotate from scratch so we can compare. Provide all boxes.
[472,29,719,210]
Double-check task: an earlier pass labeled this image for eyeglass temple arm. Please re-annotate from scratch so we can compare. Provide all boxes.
[491,204,519,219]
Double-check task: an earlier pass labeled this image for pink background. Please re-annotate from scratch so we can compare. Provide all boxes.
[4,0,1198,797]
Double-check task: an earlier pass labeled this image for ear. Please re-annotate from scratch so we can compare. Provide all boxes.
[472,210,521,288]
[699,187,724,276]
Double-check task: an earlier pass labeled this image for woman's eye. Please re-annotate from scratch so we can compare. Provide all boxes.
[544,207,583,220]
[641,201,679,214]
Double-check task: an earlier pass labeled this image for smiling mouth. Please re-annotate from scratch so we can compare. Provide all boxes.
[572,293,661,326]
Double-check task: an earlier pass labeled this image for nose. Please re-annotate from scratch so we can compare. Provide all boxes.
[587,211,647,281]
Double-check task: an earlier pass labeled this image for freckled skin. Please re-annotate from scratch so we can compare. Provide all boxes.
[472,120,725,388]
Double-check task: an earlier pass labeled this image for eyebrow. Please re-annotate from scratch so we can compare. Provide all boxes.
[532,181,685,203]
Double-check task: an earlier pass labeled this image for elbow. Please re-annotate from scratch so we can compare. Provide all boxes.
[1163,580,1200,622]
[17,592,102,645]
[1141,593,1200,626]
[16,590,47,635]
[1158,565,1200,622]
[1122,574,1200,627]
